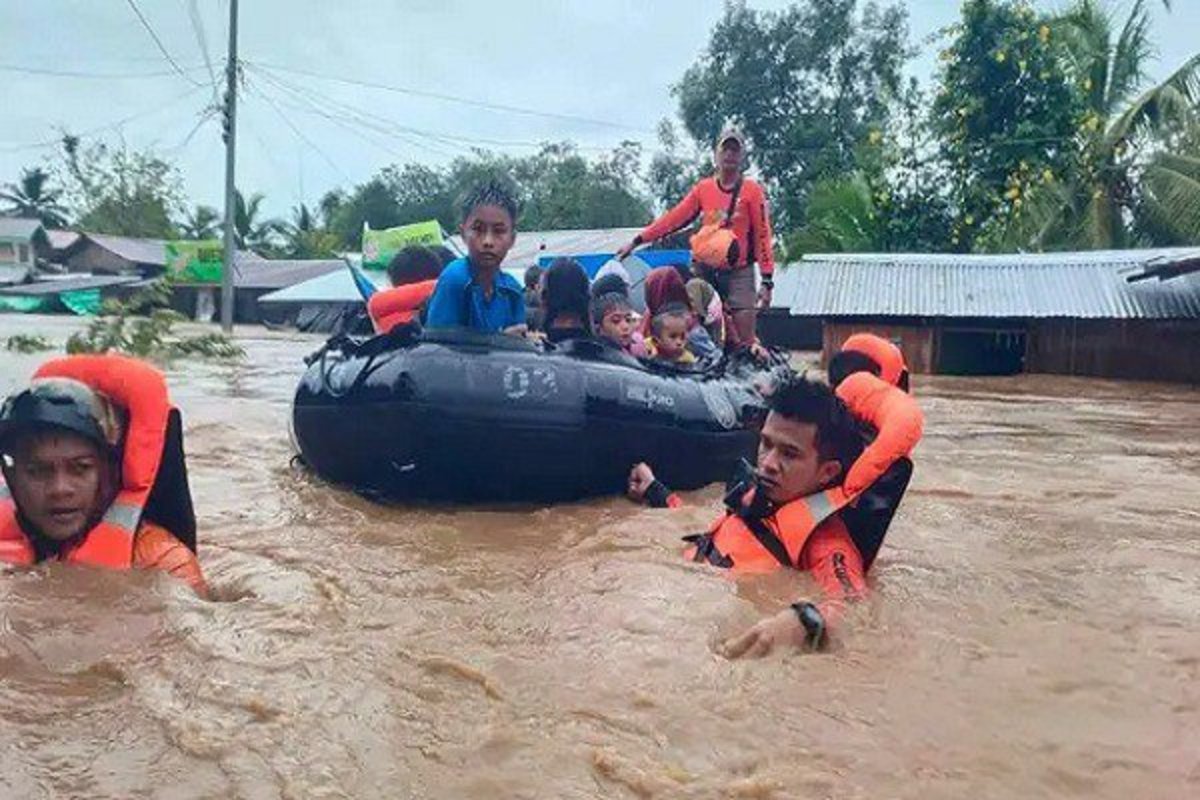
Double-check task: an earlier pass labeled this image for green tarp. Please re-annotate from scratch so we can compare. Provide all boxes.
[361,220,442,271]
[60,288,101,316]
[0,295,47,313]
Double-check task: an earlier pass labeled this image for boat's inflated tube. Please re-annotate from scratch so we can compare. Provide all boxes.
[292,329,789,502]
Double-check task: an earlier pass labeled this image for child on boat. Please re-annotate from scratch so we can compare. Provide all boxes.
[541,258,592,344]
[367,245,445,335]
[590,273,638,353]
[425,180,526,334]
[646,305,697,365]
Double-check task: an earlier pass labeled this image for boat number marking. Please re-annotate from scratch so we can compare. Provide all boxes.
[503,366,558,401]
[625,384,675,411]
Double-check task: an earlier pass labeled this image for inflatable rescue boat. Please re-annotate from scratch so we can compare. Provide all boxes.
[292,329,789,502]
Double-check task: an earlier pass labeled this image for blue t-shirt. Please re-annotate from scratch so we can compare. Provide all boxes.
[424,258,526,333]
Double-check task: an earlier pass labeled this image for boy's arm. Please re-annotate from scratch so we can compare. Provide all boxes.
[423,272,464,328]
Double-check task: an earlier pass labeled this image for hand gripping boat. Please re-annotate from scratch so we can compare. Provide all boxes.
[291,329,790,503]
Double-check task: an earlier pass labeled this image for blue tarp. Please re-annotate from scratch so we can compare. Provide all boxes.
[537,250,691,279]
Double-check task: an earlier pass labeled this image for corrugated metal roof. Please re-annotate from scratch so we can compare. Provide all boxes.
[46,229,82,251]
[445,227,641,270]
[0,265,31,285]
[84,233,168,266]
[0,275,140,296]
[779,249,1200,320]
[230,257,344,290]
[0,218,44,239]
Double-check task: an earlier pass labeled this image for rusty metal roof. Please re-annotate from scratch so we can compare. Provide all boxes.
[778,249,1200,320]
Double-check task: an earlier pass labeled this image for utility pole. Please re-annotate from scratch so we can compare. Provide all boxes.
[220,0,239,332]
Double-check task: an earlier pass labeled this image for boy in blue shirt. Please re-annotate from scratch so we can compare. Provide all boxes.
[425,181,526,333]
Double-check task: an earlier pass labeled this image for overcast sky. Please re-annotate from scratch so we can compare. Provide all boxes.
[2,1,1196,222]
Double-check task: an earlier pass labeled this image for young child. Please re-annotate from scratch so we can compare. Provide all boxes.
[590,273,637,352]
[686,277,726,350]
[646,304,697,365]
[424,180,526,334]
[366,245,445,335]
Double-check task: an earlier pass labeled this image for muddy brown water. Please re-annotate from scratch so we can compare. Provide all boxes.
[1,315,1198,799]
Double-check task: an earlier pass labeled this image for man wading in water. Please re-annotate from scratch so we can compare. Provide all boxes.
[628,372,918,658]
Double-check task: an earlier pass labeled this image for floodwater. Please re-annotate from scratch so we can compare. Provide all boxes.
[1,314,1198,799]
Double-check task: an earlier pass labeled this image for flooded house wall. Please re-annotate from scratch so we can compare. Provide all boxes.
[1027,319,1200,384]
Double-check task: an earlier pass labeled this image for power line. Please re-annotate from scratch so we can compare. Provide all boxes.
[124,0,204,87]
[245,84,352,183]
[0,84,209,154]
[246,63,629,156]
[0,62,202,79]
[186,0,219,100]
[253,60,652,134]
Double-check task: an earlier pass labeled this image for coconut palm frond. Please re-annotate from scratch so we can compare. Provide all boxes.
[1105,51,1200,148]
[1108,0,1153,115]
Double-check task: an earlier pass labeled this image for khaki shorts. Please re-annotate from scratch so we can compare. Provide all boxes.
[694,265,757,345]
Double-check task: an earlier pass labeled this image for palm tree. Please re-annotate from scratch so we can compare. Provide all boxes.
[233,190,283,254]
[1005,0,1200,249]
[1,167,69,228]
[180,204,220,239]
[787,174,883,254]
[280,203,339,258]
[1137,123,1200,244]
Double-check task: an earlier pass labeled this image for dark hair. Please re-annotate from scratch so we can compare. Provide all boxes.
[524,264,544,290]
[386,245,444,287]
[590,272,629,299]
[542,258,590,329]
[651,303,690,337]
[768,376,863,474]
[432,245,456,266]
[828,350,881,388]
[459,179,519,226]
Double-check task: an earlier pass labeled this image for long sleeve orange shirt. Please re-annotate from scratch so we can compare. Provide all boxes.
[638,176,776,276]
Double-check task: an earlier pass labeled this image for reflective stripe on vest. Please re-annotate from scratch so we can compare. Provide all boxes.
[684,487,849,574]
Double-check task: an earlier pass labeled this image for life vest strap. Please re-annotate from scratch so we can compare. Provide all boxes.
[682,533,733,568]
[739,514,796,568]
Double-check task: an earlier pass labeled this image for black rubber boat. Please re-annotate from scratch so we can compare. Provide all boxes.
[291,329,790,502]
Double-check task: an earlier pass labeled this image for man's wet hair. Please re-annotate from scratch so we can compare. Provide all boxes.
[459,179,519,226]
[386,245,444,287]
[768,375,863,474]
[827,350,881,388]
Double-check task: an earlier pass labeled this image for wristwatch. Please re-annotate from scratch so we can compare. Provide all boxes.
[791,602,827,650]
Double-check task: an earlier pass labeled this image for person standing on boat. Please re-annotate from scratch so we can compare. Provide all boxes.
[615,126,775,347]
[425,181,526,335]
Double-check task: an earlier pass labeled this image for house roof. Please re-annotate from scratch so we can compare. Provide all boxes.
[229,256,345,290]
[46,229,83,252]
[0,274,140,296]
[777,249,1200,320]
[83,233,168,266]
[445,226,641,271]
[0,218,44,240]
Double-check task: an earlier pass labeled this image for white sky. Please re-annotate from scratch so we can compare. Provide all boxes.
[1,1,1195,220]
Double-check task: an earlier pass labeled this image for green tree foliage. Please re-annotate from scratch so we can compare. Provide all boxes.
[326,143,651,248]
[671,0,911,228]
[989,0,1200,249]
[57,136,182,239]
[932,0,1084,250]
[1,167,69,228]
[233,189,284,254]
[1137,123,1200,244]
[281,203,340,258]
[179,204,220,239]
[66,280,242,360]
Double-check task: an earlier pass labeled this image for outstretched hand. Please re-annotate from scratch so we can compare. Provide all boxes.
[614,241,637,262]
[627,462,656,501]
[720,608,807,660]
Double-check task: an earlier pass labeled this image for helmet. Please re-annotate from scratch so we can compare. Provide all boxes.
[0,378,125,456]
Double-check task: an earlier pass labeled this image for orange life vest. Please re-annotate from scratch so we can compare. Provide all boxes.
[0,354,172,570]
[685,486,854,574]
[841,333,907,388]
[367,279,438,334]
[835,371,924,496]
